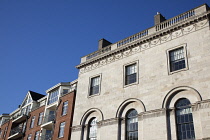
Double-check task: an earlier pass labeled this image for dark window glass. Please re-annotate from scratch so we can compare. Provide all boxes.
[169,47,186,72]
[125,64,137,85]
[90,76,100,95]
[175,98,195,140]
[126,109,138,140]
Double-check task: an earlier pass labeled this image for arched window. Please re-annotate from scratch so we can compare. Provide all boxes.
[175,98,195,140]
[88,118,97,140]
[126,109,138,140]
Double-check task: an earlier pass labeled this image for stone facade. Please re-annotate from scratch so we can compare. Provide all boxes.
[72,4,210,140]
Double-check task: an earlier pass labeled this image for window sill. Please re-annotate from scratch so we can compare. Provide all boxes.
[124,82,138,88]
[168,67,188,75]
[88,93,100,98]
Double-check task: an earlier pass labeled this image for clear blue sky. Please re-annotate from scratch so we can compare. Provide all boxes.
[0,0,209,114]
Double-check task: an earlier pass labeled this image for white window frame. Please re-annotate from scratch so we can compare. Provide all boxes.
[48,89,59,105]
[27,134,32,140]
[88,74,102,97]
[123,61,139,87]
[166,44,188,74]
[30,116,35,128]
[62,101,68,116]
[34,131,40,140]
[58,122,65,138]
[38,112,44,125]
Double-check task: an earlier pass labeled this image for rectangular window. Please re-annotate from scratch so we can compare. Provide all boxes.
[62,89,69,95]
[169,47,186,72]
[58,122,65,138]
[30,116,35,128]
[125,63,137,85]
[38,112,44,125]
[62,101,68,116]
[27,134,32,140]
[90,76,100,96]
[48,90,59,105]
[34,131,40,140]
[3,127,7,138]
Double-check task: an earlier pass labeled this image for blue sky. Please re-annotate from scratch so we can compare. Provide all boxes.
[0,0,210,114]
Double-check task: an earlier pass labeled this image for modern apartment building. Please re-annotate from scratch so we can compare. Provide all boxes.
[71,4,210,140]
[0,80,77,140]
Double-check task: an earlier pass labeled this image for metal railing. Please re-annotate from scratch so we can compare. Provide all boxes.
[40,134,52,140]
[9,126,23,136]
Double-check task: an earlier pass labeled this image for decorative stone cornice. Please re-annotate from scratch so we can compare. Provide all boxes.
[71,125,83,132]
[77,11,210,75]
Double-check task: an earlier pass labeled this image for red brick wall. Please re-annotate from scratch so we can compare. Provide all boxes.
[24,106,45,140]
[0,120,12,140]
[52,91,76,140]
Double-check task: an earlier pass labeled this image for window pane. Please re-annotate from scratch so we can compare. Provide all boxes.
[169,47,186,72]
[175,98,195,140]
[58,122,65,138]
[125,64,137,85]
[89,118,97,139]
[90,76,100,95]
[126,109,138,140]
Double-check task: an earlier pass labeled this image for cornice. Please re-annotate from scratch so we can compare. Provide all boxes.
[77,11,210,75]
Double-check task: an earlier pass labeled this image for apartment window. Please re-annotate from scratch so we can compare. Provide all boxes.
[34,131,40,140]
[0,129,2,138]
[175,98,195,140]
[169,47,186,72]
[38,112,44,125]
[27,134,32,140]
[48,90,59,105]
[126,109,138,140]
[58,122,65,138]
[125,63,137,85]
[62,101,68,116]
[88,118,97,140]
[3,127,7,138]
[90,76,100,96]
[62,89,69,95]
[30,116,35,128]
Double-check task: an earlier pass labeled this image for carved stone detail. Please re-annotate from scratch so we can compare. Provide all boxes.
[79,19,209,75]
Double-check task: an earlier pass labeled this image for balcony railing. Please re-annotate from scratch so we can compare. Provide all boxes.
[8,126,25,139]
[42,114,55,124]
[12,113,28,123]
[40,134,52,140]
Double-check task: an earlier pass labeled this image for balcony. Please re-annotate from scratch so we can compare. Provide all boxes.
[40,134,52,140]
[8,126,24,140]
[12,114,28,124]
[41,114,55,129]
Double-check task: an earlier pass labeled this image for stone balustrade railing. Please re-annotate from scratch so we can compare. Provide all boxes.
[81,4,209,63]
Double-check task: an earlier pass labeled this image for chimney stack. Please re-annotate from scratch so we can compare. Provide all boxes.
[98,38,112,50]
[154,12,166,25]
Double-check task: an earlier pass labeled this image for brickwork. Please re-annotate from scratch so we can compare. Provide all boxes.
[24,106,45,140]
[52,90,76,140]
[0,120,12,140]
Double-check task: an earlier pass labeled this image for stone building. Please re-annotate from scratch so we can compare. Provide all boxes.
[71,4,210,140]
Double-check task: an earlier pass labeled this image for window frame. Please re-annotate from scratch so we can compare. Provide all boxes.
[88,74,102,97]
[123,61,139,87]
[125,109,138,140]
[37,112,44,125]
[62,101,68,116]
[87,117,97,140]
[34,131,40,140]
[58,122,65,138]
[27,134,32,140]
[166,44,188,74]
[30,116,35,128]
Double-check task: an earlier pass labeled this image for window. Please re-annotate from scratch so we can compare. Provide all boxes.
[62,89,69,95]
[3,127,7,138]
[169,47,186,72]
[125,63,137,85]
[48,89,59,105]
[62,101,68,116]
[175,98,195,140]
[30,116,35,128]
[90,76,100,96]
[27,134,32,140]
[34,131,40,140]
[58,122,65,138]
[126,109,138,140]
[88,118,97,140]
[38,112,44,125]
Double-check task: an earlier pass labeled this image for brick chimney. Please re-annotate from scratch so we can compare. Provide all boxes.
[154,12,166,25]
[98,38,112,50]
